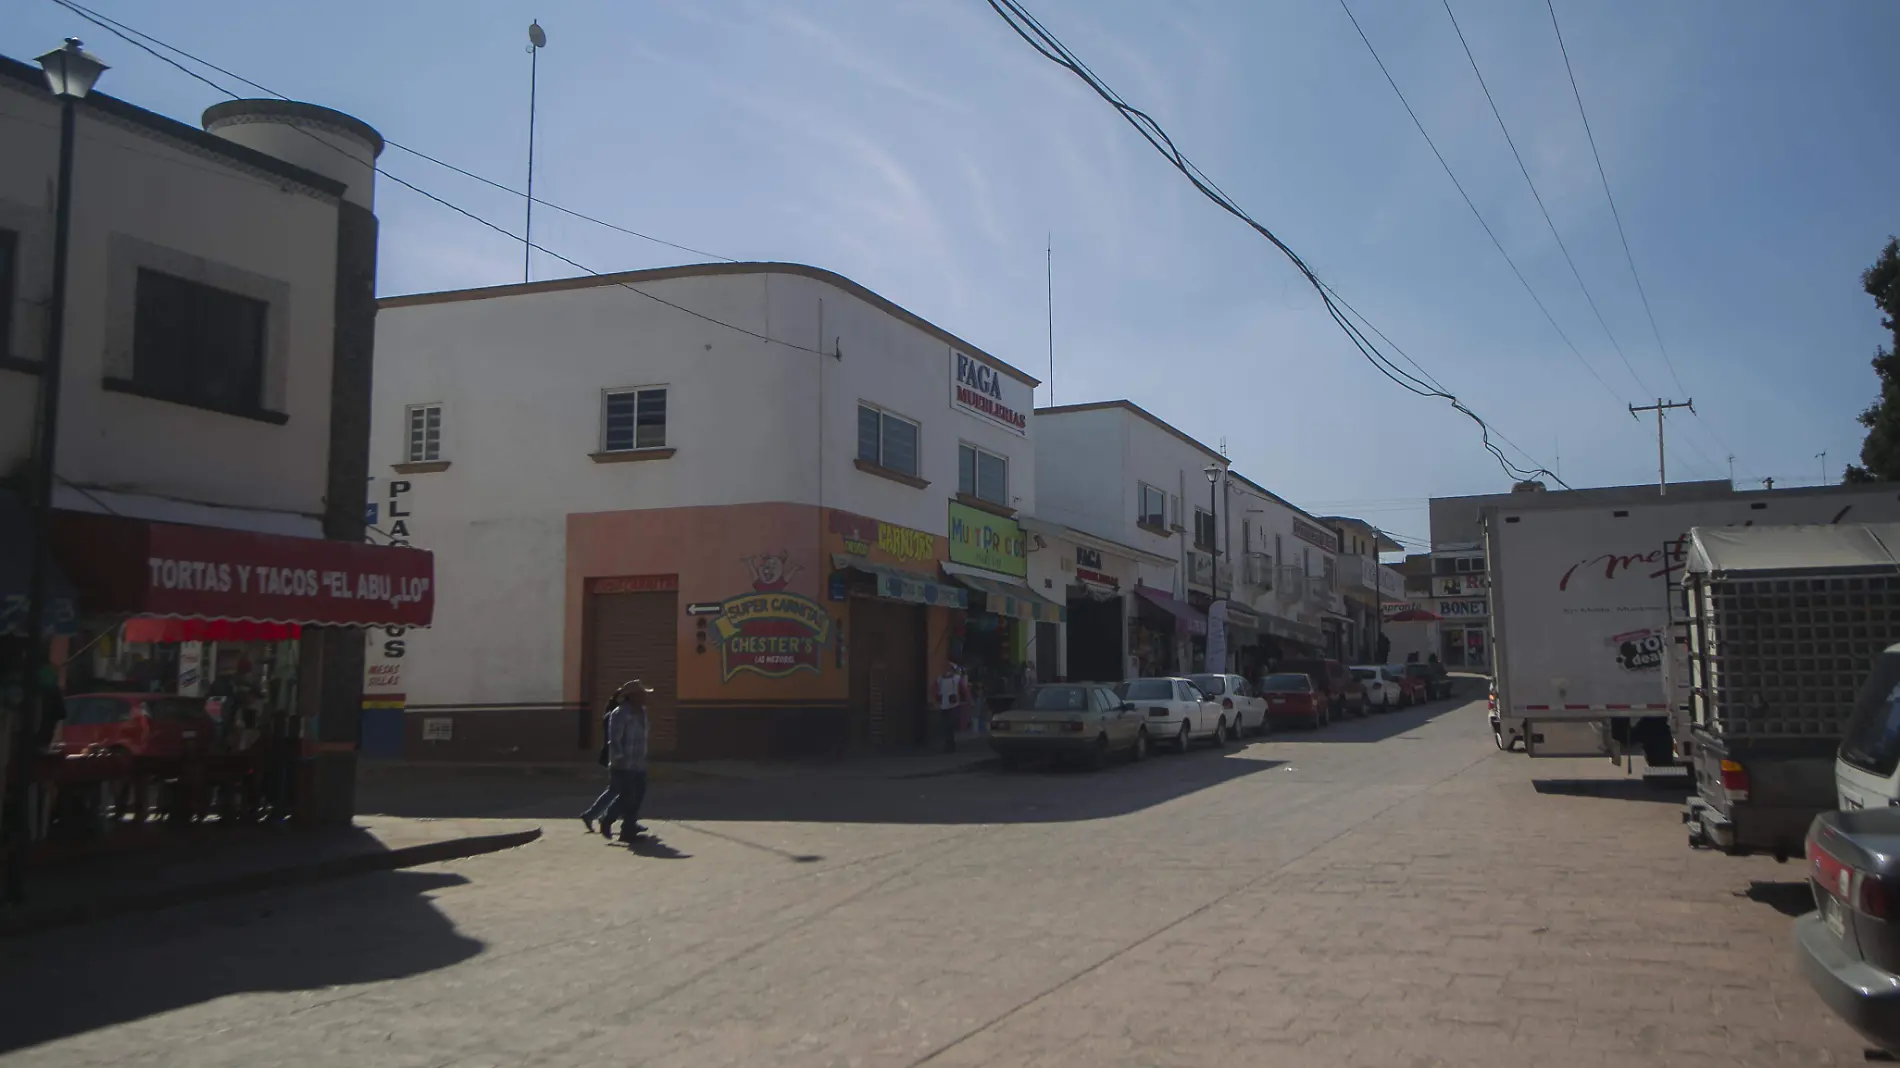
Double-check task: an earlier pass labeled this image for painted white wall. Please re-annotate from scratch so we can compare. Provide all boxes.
[0,78,343,526]
[369,267,1040,708]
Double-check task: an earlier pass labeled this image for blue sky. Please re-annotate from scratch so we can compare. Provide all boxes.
[8,0,1898,551]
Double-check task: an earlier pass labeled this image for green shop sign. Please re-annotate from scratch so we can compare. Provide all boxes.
[947,500,1027,578]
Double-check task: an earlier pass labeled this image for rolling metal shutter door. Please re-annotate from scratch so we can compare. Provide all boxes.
[585,590,680,755]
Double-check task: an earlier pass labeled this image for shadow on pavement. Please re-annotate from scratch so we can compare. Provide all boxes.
[1532,777,1693,803]
[1270,695,1472,745]
[1739,880,1816,917]
[0,869,484,1053]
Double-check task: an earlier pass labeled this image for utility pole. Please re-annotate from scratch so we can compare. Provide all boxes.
[1817,451,1829,485]
[1763,477,1775,490]
[1629,397,1693,496]
[523,20,546,283]
[1727,454,1735,486]
[1045,234,1053,406]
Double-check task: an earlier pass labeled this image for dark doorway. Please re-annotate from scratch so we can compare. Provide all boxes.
[1066,593,1123,683]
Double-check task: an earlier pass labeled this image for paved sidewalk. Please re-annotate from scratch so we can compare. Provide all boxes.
[0,814,540,937]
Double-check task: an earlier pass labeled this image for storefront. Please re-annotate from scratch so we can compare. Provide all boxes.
[27,509,432,835]
[1132,583,1203,677]
[941,502,1061,711]
[830,553,966,750]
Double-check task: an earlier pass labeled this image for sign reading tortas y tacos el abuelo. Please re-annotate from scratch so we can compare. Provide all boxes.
[948,500,1027,577]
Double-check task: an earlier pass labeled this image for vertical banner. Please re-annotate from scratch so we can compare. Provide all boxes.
[1205,600,1228,673]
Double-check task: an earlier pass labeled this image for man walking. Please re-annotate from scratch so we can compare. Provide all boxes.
[598,680,652,842]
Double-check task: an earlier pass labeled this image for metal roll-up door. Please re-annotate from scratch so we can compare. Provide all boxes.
[584,589,680,756]
[848,597,926,750]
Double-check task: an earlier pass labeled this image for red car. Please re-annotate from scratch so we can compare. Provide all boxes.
[1260,672,1326,729]
[58,693,217,759]
[1276,658,1366,719]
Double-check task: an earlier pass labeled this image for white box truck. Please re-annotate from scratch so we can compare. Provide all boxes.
[1485,486,1900,780]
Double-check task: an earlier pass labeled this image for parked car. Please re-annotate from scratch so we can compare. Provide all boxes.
[1795,806,1900,1055]
[57,693,216,759]
[1260,672,1325,730]
[1390,666,1428,707]
[1188,673,1269,739]
[990,682,1148,769]
[1402,662,1453,702]
[1114,677,1222,752]
[1351,665,1407,712]
[1278,659,1365,719]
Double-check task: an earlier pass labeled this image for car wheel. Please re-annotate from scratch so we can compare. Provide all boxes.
[1085,734,1109,771]
[1175,722,1192,753]
[1492,719,1507,751]
[1227,717,1241,743]
[1131,729,1149,763]
[1208,718,1227,748]
[1382,694,1391,712]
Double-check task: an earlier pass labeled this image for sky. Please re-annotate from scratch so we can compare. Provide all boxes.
[7,0,1898,553]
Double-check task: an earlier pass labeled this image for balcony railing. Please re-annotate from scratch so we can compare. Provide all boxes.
[1276,564,1305,602]
[1242,551,1273,589]
[1188,550,1234,594]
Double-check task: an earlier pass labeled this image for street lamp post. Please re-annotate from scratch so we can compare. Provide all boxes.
[7,39,106,903]
[1203,464,1222,672]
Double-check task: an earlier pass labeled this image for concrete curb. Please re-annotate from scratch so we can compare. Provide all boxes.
[0,826,542,939]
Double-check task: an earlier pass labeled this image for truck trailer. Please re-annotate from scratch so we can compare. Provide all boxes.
[1485,485,1900,767]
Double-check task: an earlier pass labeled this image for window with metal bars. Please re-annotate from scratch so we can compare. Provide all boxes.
[856,403,919,477]
[602,387,668,452]
[405,404,442,462]
[958,443,1007,505]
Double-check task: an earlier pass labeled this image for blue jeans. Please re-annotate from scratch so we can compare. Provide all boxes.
[584,769,647,832]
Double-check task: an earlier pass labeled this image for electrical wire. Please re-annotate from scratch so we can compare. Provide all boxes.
[1544,0,1735,471]
[1441,0,1647,397]
[46,0,736,264]
[984,0,1568,489]
[43,0,832,357]
[1332,0,1627,410]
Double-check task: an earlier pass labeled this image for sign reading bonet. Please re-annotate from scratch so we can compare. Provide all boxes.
[950,350,1030,435]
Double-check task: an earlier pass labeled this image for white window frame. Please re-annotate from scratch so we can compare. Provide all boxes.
[600,385,669,453]
[1137,482,1167,528]
[959,442,1008,505]
[405,403,443,463]
[857,402,921,477]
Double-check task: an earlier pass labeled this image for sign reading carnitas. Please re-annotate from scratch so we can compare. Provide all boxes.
[950,350,1030,435]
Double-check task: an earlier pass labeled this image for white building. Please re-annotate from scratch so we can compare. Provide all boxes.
[1032,400,1338,679]
[368,262,1051,761]
[0,48,425,823]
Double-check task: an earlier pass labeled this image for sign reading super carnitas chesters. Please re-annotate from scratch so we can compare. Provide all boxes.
[950,350,1030,436]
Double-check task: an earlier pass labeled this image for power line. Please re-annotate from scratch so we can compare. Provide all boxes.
[1545,0,1736,477]
[1440,0,1647,397]
[1332,0,1628,408]
[42,0,826,357]
[46,0,735,264]
[984,0,1569,489]
[1544,0,1684,401]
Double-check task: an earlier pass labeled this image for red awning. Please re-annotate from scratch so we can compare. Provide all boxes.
[1386,608,1442,622]
[52,510,434,627]
[122,617,303,643]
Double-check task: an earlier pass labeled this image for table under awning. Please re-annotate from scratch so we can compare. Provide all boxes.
[1,490,79,636]
[831,554,968,609]
[1133,583,1205,637]
[941,562,1066,624]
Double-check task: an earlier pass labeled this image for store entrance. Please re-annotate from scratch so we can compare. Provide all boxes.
[1066,594,1123,682]
[847,597,926,751]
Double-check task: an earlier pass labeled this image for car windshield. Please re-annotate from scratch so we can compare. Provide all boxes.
[1120,679,1174,701]
[1186,674,1226,695]
[1020,685,1090,712]
[1261,674,1311,693]
[1841,652,1900,776]
[145,698,208,720]
[1350,668,1376,681]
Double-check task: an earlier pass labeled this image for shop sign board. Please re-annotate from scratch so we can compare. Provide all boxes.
[949,350,1030,435]
[1438,598,1489,618]
[421,717,453,741]
[589,574,679,594]
[1076,547,1103,571]
[711,591,832,682]
[1437,574,1490,597]
[830,510,936,564]
[947,501,1028,577]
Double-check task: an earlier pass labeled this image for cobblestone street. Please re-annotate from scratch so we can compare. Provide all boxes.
[0,697,1864,1066]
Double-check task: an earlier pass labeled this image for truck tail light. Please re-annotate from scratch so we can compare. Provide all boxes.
[1149,707,1171,717]
[1718,759,1750,802]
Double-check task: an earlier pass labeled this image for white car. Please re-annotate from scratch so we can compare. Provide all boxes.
[1116,677,1223,752]
[1352,665,1406,712]
[1188,673,1269,739]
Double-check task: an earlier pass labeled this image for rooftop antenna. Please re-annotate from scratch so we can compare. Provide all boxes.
[523,19,547,283]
